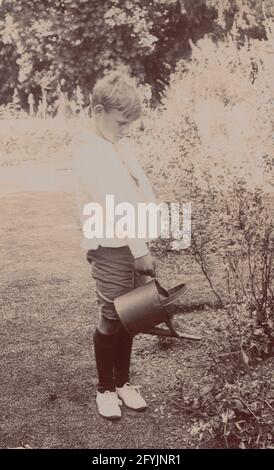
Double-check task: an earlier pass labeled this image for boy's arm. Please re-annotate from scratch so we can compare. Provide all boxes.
[122,140,158,204]
[73,141,149,259]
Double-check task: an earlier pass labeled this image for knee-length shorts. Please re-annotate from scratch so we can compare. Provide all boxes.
[86,245,147,322]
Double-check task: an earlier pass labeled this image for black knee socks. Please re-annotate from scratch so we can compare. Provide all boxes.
[114,325,133,388]
[93,326,133,392]
[93,329,117,393]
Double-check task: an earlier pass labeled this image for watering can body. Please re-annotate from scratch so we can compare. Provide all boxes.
[114,279,201,340]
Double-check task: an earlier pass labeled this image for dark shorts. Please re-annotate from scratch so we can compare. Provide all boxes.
[87,245,147,322]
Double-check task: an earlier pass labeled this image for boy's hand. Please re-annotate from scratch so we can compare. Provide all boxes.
[134,252,156,278]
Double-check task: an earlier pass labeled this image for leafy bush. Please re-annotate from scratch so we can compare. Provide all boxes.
[135,21,274,361]
[172,358,274,448]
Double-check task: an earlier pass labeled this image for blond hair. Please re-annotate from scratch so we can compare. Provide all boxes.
[92,72,142,121]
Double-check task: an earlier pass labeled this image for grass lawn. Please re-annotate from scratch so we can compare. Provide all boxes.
[0,164,273,449]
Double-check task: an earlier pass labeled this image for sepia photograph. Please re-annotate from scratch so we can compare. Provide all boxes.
[0,0,273,454]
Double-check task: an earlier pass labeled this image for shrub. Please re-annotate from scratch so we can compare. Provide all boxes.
[135,23,274,362]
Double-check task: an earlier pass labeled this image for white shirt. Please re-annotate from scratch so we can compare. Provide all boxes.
[73,129,159,259]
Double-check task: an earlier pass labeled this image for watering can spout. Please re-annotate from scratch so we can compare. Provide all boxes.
[142,316,202,341]
[142,326,202,341]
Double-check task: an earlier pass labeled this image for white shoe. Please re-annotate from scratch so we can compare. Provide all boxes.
[116,383,147,411]
[96,391,122,420]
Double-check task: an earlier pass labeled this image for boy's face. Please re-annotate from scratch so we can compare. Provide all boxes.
[94,107,133,143]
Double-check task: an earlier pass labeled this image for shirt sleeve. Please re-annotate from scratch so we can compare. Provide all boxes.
[121,140,158,204]
[73,138,149,259]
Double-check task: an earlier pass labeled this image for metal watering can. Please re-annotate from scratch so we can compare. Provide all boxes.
[114,279,202,340]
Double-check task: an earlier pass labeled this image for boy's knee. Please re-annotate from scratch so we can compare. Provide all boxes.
[98,316,121,335]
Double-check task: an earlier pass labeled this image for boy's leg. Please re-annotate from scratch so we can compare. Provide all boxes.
[113,324,133,388]
[114,271,149,411]
[87,246,148,413]
[113,271,151,387]
[93,318,120,393]
[87,246,135,394]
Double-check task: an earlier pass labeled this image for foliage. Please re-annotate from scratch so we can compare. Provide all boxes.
[1,0,273,107]
[208,0,274,40]
[0,0,219,106]
[0,7,273,448]
[134,16,274,362]
[173,361,274,448]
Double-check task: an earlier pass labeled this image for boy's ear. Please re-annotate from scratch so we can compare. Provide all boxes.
[93,104,104,116]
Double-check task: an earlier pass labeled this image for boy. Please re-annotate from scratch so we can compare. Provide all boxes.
[73,72,158,420]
